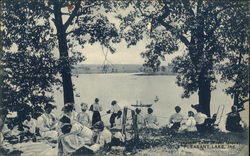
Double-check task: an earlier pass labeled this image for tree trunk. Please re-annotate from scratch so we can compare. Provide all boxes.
[198,70,211,117]
[53,3,74,104]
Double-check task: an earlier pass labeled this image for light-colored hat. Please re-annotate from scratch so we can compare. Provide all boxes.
[80,103,88,110]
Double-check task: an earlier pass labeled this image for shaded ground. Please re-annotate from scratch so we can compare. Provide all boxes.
[113,127,249,156]
[0,127,249,156]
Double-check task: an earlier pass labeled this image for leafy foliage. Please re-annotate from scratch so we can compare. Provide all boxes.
[1,0,120,122]
[116,0,249,115]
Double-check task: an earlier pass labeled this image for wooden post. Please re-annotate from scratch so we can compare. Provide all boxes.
[122,107,128,136]
[131,110,139,142]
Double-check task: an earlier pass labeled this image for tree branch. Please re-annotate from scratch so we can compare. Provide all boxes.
[64,0,82,30]
[157,4,190,47]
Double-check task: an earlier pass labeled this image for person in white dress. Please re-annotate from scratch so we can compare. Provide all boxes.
[144,108,159,129]
[179,111,197,133]
[37,104,57,140]
[77,103,91,128]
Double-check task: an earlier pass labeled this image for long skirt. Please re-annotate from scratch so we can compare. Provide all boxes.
[109,113,117,128]
[92,111,101,126]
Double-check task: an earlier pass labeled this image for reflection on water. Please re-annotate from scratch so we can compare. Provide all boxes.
[52,73,249,131]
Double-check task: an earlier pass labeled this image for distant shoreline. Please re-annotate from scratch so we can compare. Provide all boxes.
[72,64,176,75]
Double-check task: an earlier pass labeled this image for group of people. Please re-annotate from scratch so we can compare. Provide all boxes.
[168,104,245,133]
[168,105,214,133]
[1,98,126,155]
[1,98,246,155]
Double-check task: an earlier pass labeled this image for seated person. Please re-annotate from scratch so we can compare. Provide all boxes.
[77,103,91,128]
[61,103,78,124]
[22,115,37,142]
[144,108,159,129]
[169,106,183,132]
[91,121,112,153]
[192,104,207,133]
[58,123,82,156]
[110,131,125,148]
[107,100,121,128]
[71,121,94,145]
[203,113,218,131]
[179,111,197,133]
[58,115,93,145]
[135,108,144,129]
[226,105,244,132]
[37,103,58,140]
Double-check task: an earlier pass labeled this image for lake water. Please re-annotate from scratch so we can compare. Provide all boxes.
[52,73,249,131]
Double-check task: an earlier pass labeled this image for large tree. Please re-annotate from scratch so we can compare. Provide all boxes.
[1,0,119,105]
[218,4,249,109]
[116,0,248,116]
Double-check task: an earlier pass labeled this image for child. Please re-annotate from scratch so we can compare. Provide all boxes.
[107,100,121,128]
[179,111,197,133]
[144,108,159,129]
[77,103,91,128]
[90,98,102,126]
[169,106,183,132]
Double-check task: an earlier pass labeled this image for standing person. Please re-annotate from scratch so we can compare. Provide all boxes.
[113,111,123,130]
[144,108,159,129]
[169,106,183,132]
[37,103,58,140]
[106,100,121,128]
[89,98,102,126]
[179,111,197,133]
[77,103,91,128]
[226,105,244,132]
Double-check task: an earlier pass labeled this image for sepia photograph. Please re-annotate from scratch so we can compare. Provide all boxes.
[0,0,249,156]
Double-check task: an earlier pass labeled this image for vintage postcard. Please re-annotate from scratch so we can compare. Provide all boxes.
[0,0,249,156]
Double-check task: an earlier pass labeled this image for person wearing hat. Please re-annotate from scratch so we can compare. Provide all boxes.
[62,103,78,124]
[89,98,103,126]
[106,100,121,128]
[179,111,197,133]
[135,108,144,129]
[36,103,58,140]
[225,105,244,132]
[192,104,207,133]
[144,108,159,129]
[169,106,183,132]
[77,103,91,128]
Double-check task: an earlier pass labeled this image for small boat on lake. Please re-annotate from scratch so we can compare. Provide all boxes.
[131,104,153,107]
[131,100,153,107]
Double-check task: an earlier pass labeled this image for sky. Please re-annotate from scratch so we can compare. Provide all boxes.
[57,5,185,66]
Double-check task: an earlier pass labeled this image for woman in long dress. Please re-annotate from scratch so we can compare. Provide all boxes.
[89,98,102,126]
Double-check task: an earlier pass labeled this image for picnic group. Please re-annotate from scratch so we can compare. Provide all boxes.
[0,98,246,156]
